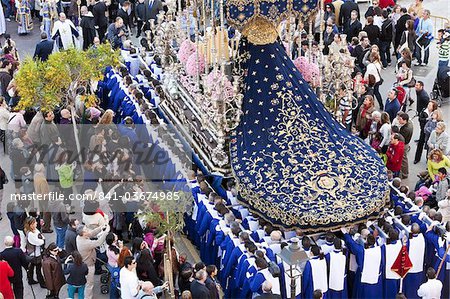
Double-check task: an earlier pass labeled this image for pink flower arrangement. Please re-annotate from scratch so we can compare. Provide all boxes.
[186,52,205,77]
[207,70,234,99]
[179,74,199,95]
[293,56,320,84]
[178,39,196,65]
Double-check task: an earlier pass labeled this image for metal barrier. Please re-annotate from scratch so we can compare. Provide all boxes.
[430,15,450,37]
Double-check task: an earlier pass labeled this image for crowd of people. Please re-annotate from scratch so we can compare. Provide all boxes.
[305,0,450,183]
[0,0,447,299]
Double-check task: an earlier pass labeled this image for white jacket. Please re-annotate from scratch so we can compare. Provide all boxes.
[0,106,10,131]
[417,279,442,299]
[438,199,450,223]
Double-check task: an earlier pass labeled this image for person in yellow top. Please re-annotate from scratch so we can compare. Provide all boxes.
[408,0,424,18]
[427,149,450,180]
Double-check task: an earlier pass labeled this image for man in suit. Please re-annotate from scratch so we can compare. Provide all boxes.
[415,81,430,115]
[190,269,211,299]
[33,32,54,61]
[117,1,131,35]
[0,236,29,299]
[92,0,108,42]
[144,0,163,25]
[339,0,359,31]
[344,10,362,42]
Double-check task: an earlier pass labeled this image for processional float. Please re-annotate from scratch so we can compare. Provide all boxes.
[150,0,389,232]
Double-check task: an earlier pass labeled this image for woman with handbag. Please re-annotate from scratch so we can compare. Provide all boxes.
[378,112,392,154]
[396,48,413,71]
[396,61,414,87]
[364,52,384,110]
[24,216,46,288]
[397,19,417,59]
[356,95,376,139]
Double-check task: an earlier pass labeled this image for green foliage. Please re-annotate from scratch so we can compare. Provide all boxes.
[138,190,193,237]
[16,44,120,111]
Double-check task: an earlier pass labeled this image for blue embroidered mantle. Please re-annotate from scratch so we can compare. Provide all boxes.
[230,41,389,231]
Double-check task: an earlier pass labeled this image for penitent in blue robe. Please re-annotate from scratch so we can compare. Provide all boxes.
[223,245,245,298]
[402,235,426,299]
[325,250,348,299]
[302,256,328,299]
[344,234,385,299]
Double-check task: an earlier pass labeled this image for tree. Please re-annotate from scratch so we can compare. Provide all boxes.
[138,188,192,299]
[139,189,192,236]
[15,44,120,112]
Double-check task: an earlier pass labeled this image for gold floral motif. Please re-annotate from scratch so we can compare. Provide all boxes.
[268,4,280,20]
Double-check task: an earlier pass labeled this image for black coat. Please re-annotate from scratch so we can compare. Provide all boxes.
[13,205,27,231]
[339,1,359,28]
[380,18,393,42]
[135,3,146,20]
[363,24,380,45]
[205,277,219,299]
[33,40,54,62]
[64,226,78,255]
[416,89,430,114]
[344,19,362,42]
[352,44,370,70]
[190,280,211,299]
[80,15,96,50]
[10,148,27,180]
[365,6,376,18]
[323,31,335,55]
[394,14,411,48]
[0,168,7,190]
[92,1,108,27]
[0,247,29,283]
[117,8,130,27]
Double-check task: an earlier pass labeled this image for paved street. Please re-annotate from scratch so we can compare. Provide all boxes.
[0,0,448,298]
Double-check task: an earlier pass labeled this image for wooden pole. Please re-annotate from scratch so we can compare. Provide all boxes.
[436,243,450,278]
[165,211,175,299]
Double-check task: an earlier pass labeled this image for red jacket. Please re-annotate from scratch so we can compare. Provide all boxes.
[380,0,395,9]
[386,141,405,172]
[0,260,14,299]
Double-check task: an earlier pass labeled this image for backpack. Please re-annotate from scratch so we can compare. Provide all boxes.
[268,261,281,278]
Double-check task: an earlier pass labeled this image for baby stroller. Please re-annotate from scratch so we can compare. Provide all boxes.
[430,68,450,106]
[98,258,121,297]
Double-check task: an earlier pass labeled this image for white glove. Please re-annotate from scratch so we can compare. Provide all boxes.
[418,212,426,221]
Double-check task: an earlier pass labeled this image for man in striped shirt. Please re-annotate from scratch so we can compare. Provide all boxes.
[338,84,352,131]
[437,29,450,71]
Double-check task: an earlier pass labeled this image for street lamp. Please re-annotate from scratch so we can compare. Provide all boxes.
[277,237,310,299]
